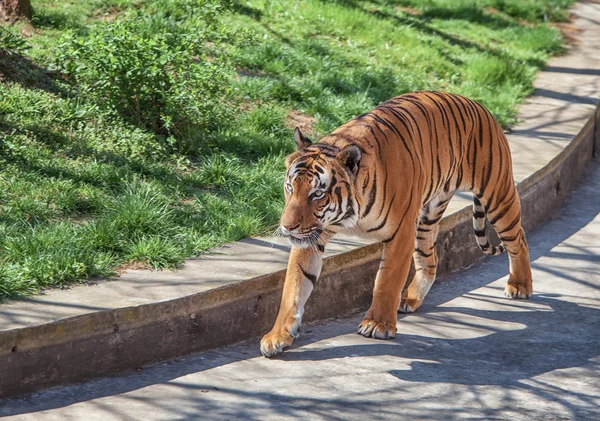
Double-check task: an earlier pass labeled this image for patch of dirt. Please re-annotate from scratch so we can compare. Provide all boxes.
[553,19,583,47]
[284,110,315,137]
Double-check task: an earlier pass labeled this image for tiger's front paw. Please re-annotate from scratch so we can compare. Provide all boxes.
[357,318,397,339]
[260,329,295,358]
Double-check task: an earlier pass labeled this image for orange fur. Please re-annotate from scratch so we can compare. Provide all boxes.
[260,91,533,358]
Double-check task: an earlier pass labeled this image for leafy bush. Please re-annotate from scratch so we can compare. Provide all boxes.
[53,0,255,152]
[55,20,232,140]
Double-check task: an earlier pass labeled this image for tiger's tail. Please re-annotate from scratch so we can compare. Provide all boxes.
[472,196,506,256]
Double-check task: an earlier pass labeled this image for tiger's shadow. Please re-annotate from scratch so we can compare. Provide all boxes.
[284,294,600,388]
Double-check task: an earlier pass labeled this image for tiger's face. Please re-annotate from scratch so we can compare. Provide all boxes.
[279,128,361,248]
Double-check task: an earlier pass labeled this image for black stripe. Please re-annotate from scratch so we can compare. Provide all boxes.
[446,93,468,133]
[474,228,486,238]
[361,171,377,218]
[481,110,495,191]
[377,168,388,218]
[383,185,415,243]
[362,171,370,192]
[488,192,516,225]
[498,214,521,234]
[415,248,432,258]
[299,265,317,285]
[358,123,378,153]
[471,104,484,189]
[367,192,396,232]
[420,214,443,226]
[499,233,519,243]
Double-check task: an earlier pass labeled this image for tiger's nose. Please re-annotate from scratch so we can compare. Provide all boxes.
[283,223,300,233]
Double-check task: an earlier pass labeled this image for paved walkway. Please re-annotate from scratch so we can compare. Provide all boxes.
[1,1,600,333]
[2,159,599,420]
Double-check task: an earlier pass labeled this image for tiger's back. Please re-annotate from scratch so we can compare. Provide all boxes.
[320,92,511,236]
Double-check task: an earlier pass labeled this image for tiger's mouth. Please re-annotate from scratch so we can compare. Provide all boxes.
[280,228,322,247]
[288,234,315,246]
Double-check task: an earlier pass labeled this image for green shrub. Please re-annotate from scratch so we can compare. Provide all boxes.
[55,20,232,139]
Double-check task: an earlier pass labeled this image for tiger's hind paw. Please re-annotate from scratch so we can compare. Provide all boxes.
[399,297,422,313]
[504,282,532,299]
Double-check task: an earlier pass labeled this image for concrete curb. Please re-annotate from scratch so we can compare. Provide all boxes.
[1,102,597,398]
[595,104,600,158]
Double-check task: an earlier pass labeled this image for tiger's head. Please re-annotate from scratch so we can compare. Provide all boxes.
[279,127,362,248]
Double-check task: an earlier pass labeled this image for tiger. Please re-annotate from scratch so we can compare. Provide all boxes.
[260,91,533,358]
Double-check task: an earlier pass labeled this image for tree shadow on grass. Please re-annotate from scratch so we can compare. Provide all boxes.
[232,0,549,138]
[347,0,547,68]
[0,50,66,96]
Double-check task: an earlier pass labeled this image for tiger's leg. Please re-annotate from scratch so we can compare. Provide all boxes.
[358,218,418,339]
[485,184,533,298]
[260,245,324,357]
[400,193,453,313]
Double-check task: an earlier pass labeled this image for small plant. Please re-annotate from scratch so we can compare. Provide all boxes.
[0,26,29,55]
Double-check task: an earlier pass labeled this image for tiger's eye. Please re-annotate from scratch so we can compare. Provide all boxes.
[313,190,325,199]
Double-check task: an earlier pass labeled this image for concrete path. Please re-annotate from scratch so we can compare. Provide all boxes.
[2,162,599,420]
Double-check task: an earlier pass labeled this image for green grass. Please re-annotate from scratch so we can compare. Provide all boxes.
[0,0,574,299]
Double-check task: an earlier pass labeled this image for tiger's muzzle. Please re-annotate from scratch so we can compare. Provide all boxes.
[278,225,322,248]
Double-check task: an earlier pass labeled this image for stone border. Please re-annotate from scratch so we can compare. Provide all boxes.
[0,100,597,398]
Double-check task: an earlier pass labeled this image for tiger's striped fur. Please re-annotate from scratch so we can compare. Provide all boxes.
[260,91,533,357]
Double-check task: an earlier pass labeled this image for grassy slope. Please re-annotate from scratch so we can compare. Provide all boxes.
[0,0,573,298]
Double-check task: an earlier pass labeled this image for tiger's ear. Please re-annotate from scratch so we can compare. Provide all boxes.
[293,127,312,150]
[338,144,362,176]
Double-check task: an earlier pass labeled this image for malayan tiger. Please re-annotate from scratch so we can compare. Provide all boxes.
[260,90,533,358]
